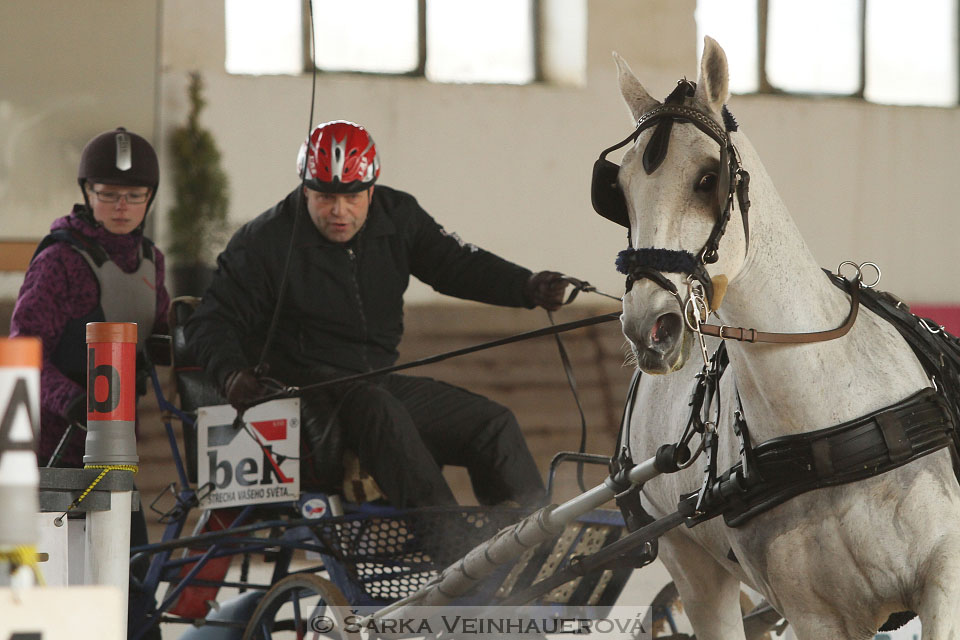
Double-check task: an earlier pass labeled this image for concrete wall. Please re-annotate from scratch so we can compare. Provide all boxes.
[1,0,958,307]
[0,0,158,240]
[150,0,691,304]
[155,0,958,306]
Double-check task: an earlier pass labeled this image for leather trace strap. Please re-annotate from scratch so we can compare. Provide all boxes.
[697,278,861,345]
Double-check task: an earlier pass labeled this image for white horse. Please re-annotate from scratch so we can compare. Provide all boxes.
[615,38,960,639]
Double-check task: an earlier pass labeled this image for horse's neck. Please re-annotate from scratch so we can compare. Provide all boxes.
[715,139,928,436]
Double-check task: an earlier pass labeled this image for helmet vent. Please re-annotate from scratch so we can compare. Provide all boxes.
[115,131,132,171]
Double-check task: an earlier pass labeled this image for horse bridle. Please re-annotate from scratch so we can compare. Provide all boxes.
[593,81,862,354]
[592,80,751,312]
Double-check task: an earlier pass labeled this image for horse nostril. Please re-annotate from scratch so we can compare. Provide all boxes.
[651,313,682,345]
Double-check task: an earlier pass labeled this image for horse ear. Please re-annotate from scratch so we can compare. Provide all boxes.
[694,36,729,114]
[615,52,657,122]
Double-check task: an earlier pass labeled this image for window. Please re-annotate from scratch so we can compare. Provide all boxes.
[225,0,303,76]
[311,0,420,75]
[694,0,758,94]
[224,0,584,85]
[424,0,535,84]
[864,0,957,105]
[696,0,959,106]
[766,0,861,95]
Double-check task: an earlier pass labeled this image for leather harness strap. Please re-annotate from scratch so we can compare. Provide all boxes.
[704,388,956,528]
[697,277,861,344]
[676,276,960,528]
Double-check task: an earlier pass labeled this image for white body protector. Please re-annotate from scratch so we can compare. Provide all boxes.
[72,243,157,351]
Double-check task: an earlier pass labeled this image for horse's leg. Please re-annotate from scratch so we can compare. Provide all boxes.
[915,534,960,639]
[657,529,746,640]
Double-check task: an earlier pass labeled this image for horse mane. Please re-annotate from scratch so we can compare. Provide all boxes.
[721,106,738,132]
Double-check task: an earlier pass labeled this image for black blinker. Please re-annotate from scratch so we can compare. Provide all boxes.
[591,156,630,228]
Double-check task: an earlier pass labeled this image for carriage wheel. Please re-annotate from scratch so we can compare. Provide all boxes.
[242,574,360,640]
[643,582,693,639]
[642,581,779,640]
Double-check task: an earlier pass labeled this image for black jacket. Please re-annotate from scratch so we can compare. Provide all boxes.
[185,185,534,388]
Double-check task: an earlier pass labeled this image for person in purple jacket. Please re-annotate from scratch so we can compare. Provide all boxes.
[10,127,170,467]
[11,127,169,639]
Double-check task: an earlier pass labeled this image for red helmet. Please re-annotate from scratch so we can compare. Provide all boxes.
[297,120,380,193]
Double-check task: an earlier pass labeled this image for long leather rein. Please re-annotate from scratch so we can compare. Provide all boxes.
[697,277,861,345]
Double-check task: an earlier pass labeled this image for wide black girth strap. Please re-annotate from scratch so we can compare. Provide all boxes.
[692,387,956,527]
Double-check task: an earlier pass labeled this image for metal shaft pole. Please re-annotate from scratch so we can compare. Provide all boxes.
[369,453,664,622]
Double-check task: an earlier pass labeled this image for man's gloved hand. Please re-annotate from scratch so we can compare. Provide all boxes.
[524,271,569,311]
[63,394,86,426]
[223,368,267,410]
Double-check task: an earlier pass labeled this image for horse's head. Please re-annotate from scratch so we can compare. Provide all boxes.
[599,38,750,374]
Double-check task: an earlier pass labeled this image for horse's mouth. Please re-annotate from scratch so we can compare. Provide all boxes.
[651,312,683,346]
[629,312,692,374]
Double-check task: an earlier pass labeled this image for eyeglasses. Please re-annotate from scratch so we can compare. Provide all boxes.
[89,188,150,204]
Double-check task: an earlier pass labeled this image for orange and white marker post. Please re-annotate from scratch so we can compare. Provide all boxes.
[0,337,42,588]
[84,322,139,467]
[83,322,138,629]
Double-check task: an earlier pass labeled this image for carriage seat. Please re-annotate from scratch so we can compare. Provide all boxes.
[168,297,227,483]
[168,297,382,501]
[170,297,227,413]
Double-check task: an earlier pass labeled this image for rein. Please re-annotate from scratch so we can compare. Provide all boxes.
[254,0,318,379]
[254,307,621,404]
[696,277,861,344]
[233,279,624,492]
[613,265,960,533]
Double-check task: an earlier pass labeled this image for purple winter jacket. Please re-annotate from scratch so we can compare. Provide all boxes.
[10,206,170,466]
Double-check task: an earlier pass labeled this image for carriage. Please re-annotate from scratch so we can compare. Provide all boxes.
[127,297,655,639]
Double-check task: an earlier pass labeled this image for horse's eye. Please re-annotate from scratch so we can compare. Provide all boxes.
[695,173,718,192]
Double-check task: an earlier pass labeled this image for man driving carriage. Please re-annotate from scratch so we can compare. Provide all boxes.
[185,120,566,509]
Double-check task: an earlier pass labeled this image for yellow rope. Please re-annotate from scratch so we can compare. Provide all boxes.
[64,464,139,513]
[0,545,45,585]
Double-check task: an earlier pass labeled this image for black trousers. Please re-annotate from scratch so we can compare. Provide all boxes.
[299,373,545,508]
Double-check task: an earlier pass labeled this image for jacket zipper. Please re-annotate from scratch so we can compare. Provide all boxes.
[346,246,372,372]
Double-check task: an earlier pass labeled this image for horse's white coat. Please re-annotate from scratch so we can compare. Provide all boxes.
[618,38,960,640]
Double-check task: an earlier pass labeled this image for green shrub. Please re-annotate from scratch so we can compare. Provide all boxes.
[167,72,229,266]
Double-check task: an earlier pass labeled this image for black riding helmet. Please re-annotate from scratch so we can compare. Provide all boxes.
[77,127,160,222]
